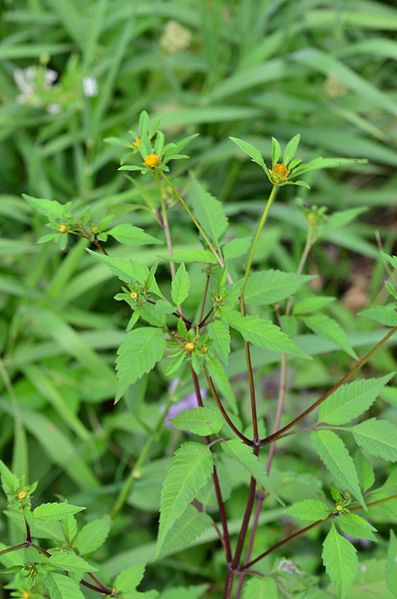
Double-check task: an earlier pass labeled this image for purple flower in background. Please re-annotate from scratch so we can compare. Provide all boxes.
[163,390,206,429]
[342,533,372,548]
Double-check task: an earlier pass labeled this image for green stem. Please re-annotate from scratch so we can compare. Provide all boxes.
[160,171,224,269]
[157,173,176,280]
[241,184,278,294]
[229,184,279,595]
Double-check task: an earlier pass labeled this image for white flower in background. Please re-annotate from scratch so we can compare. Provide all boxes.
[82,76,98,97]
[47,103,61,114]
[14,67,36,105]
[160,20,192,54]
[45,69,57,85]
[13,66,57,107]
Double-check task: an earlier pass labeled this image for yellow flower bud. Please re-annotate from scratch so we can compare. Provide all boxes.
[130,290,138,301]
[307,213,317,225]
[184,341,195,353]
[200,345,208,354]
[335,503,344,513]
[57,224,68,234]
[17,490,27,501]
[270,163,290,183]
[22,592,31,599]
[132,137,141,148]
[144,153,160,169]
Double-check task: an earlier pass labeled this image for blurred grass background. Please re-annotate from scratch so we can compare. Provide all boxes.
[1,0,397,595]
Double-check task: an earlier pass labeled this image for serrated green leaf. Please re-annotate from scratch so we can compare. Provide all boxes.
[283,133,301,165]
[229,136,267,171]
[167,249,218,264]
[289,180,311,189]
[311,430,365,507]
[285,499,329,522]
[23,194,70,221]
[189,174,228,245]
[272,137,281,166]
[141,300,173,328]
[107,224,162,246]
[49,552,95,573]
[354,451,375,492]
[292,157,367,178]
[243,576,278,599]
[171,406,223,436]
[351,419,397,462]
[115,564,146,592]
[386,530,397,597]
[157,442,213,552]
[303,314,357,359]
[47,573,85,599]
[324,207,368,231]
[208,320,230,365]
[171,264,190,306]
[318,374,394,425]
[87,250,155,289]
[226,311,309,358]
[293,296,335,315]
[74,517,111,555]
[156,505,212,559]
[322,523,358,599]
[360,305,397,326]
[116,328,165,400]
[206,354,238,412]
[0,460,20,497]
[223,237,251,260]
[222,439,282,504]
[244,270,313,306]
[336,513,377,541]
[104,136,132,148]
[33,503,86,521]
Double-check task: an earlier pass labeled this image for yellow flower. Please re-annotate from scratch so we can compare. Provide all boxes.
[335,503,344,513]
[144,153,160,169]
[57,224,68,233]
[269,163,289,183]
[22,592,31,599]
[130,290,138,300]
[184,341,195,353]
[132,137,141,148]
[17,490,27,501]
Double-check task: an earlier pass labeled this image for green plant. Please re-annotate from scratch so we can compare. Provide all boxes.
[2,111,397,598]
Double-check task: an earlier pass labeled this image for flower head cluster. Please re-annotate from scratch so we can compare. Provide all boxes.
[331,487,352,515]
[105,111,197,175]
[230,135,367,190]
[166,318,211,376]
[13,58,98,116]
[23,195,112,251]
[82,76,98,97]
[160,20,192,54]
[230,134,310,189]
[14,66,57,109]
